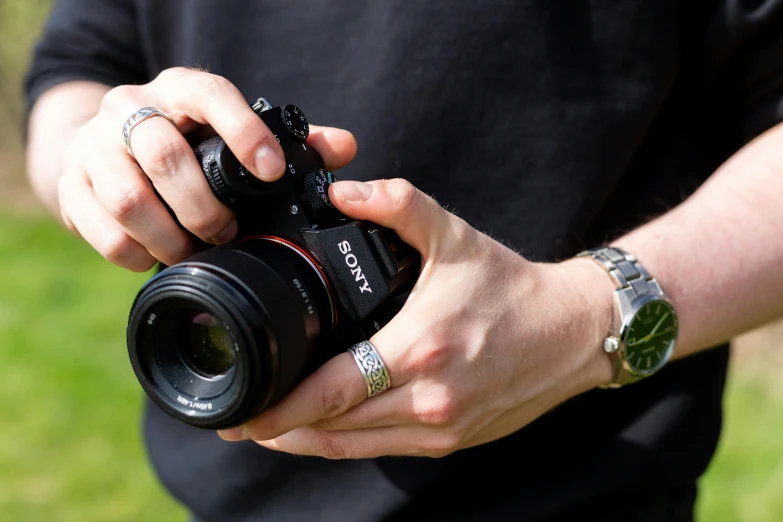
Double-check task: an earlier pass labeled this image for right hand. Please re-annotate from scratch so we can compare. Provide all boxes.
[57,67,358,271]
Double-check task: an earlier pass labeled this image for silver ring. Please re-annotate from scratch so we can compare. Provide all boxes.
[121,107,177,158]
[347,341,391,398]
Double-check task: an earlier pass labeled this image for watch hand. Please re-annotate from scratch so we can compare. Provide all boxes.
[648,312,670,338]
[627,326,674,347]
[634,312,670,345]
[647,327,674,340]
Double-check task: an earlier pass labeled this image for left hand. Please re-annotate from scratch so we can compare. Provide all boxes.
[217,179,615,458]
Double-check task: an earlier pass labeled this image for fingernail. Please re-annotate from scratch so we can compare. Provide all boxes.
[217,426,251,442]
[255,144,286,181]
[212,219,238,244]
[334,181,373,202]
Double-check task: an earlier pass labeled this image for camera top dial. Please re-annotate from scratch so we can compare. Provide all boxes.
[301,169,340,222]
[280,104,309,141]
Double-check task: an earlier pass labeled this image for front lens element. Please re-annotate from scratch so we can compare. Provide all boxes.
[180,312,236,377]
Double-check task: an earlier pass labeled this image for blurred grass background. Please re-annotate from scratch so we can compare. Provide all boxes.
[0,1,781,521]
[0,1,185,520]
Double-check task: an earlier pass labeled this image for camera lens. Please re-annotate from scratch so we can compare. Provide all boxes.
[127,238,335,429]
[180,311,236,377]
[148,301,238,401]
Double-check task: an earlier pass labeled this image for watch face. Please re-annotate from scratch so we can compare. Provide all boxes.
[623,299,677,375]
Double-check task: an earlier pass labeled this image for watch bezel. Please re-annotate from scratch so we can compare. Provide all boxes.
[618,294,678,377]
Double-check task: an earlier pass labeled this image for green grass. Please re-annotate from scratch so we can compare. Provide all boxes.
[0,212,781,521]
[698,379,783,521]
[0,213,186,521]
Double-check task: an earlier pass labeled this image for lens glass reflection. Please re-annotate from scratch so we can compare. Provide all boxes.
[179,311,236,377]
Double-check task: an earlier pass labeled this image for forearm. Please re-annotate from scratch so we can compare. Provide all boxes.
[611,121,783,359]
[26,81,110,217]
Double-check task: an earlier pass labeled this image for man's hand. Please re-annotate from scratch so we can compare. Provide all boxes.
[51,68,357,271]
[217,179,615,458]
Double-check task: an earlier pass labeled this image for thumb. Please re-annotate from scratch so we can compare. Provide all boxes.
[307,126,358,171]
[329,178,459,257]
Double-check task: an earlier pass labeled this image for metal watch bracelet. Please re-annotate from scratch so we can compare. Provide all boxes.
[576,246,664,305]
[576,246,667,387]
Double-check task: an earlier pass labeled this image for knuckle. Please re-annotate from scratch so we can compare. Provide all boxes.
[408,330,451,373]
[424,431,463,458]
[140,134,187,176]
[129,255,158,273]
[161,234,193,265]
[98,232,137,266]
[320,386,349,418]
[155,66,189,84]
[315,431,348,460]
[107,184,149,222]
[417,394,460,427]
[245,418,278,441]
[387,178,418,213]
[197,73,234,99]
[100,85,137,111]
[181,207,229,240]
[309,416,336,431]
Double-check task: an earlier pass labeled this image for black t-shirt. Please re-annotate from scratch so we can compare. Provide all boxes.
[25,1,783,521]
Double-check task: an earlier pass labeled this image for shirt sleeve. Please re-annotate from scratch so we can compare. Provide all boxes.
[23,0,149,114]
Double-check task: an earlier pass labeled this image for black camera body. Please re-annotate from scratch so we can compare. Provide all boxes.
[127,98,418,429]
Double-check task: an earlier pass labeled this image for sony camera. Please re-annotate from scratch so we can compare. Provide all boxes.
[126,98,419,430]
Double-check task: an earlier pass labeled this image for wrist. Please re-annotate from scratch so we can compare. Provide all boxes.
[540,258,616,392]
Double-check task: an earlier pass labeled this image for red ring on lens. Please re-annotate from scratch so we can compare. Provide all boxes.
[241,235,338,326]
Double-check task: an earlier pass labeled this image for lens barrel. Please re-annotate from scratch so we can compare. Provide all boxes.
[127,239,333,429]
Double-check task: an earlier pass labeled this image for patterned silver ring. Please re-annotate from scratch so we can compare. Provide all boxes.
[121,107,177,158]
[347,341,391,398]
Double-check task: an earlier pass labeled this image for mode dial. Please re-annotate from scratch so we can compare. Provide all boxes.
[280,105,309,141]
[302,169,340,220]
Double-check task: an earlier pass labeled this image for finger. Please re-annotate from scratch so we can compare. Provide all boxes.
[329,178,466,259]
[255,425,453,459]
[306,125,358,171]
[218,352,369,442]
[87,141,194,266]
[59,169,157,272]
[224,306,434,440]
[124,115,238,244]
[310,385,412,431]
[152,68,286,181]
[313,366,468,432]
[218,335,415,442]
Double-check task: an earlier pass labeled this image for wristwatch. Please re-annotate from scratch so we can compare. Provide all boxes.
[576,246,678,388]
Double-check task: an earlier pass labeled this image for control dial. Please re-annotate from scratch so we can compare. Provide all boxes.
[302,169,340,220]
[280,105,309,141]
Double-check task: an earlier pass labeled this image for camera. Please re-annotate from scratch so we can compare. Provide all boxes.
[126,98,419,430]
